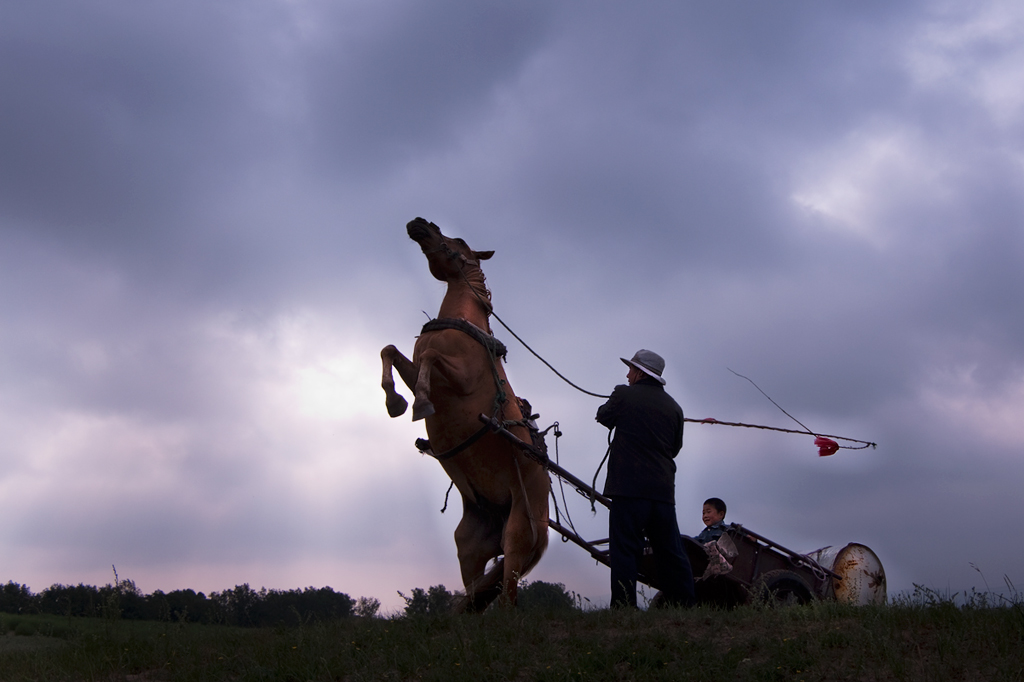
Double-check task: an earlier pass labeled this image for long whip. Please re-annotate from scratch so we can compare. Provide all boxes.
[446,240,875,453]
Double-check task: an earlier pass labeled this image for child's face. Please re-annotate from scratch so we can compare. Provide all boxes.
[702,503,725,527]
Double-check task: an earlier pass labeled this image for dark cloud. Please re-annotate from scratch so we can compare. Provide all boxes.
[302,0,557,177]
[1,0,1023,608]
[0,2,273,238]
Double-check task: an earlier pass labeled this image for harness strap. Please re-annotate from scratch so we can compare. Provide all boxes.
[415,422,492,461]
[420,318,507,360]
[418,316,510,443]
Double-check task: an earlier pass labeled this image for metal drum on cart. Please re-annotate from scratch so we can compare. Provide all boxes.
[806,543,887,605]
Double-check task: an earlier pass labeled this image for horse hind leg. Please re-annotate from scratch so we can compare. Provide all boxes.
[453,501,505,612]
[453,558,505,613]
[500,491,550,606]
[380,345,412,418]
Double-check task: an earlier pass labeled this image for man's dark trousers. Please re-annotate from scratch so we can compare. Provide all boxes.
[609,496,696,608]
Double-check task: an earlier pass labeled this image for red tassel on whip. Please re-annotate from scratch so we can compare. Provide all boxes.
[815,436,840,457]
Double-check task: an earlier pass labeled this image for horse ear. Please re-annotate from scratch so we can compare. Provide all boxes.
[473,250,494,261]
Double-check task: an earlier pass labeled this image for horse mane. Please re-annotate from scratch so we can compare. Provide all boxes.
[461,261,493,313]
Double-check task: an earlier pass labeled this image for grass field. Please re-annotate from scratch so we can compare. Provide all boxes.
[2,593,1023,681]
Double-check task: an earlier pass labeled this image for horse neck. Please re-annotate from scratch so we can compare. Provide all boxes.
[438,278,492,330]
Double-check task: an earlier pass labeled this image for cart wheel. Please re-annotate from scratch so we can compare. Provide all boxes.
[756,569,814,606]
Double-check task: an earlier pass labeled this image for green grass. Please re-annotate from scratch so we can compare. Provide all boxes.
[2,599,1022,681]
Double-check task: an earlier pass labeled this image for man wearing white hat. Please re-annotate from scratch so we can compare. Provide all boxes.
[596,349,695,608]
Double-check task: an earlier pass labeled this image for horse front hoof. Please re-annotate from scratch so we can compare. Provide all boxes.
[386,393,409,418]
[412,399,435,421]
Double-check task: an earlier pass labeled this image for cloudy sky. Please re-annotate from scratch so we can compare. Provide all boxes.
[2,0,1023,612]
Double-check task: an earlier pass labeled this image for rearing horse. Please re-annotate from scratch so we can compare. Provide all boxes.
[380,217,550,611]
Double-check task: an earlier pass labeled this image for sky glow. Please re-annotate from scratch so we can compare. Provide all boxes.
[2,0,1023,612]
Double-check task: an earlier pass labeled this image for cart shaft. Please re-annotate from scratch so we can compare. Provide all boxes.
[478,414,612,508]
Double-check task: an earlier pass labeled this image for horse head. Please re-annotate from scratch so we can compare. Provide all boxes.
[407,217,494,283]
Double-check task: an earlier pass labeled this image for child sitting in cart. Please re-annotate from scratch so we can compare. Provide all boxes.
[696,497,728,544]
[695,497,737,579]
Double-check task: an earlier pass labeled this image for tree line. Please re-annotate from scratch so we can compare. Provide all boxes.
[0,578,379,626]
[2,577,579,624]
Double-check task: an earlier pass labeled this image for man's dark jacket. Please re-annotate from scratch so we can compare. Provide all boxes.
[596,377,685,503]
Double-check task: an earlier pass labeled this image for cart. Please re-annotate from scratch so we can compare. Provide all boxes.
[479,414,886,606]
